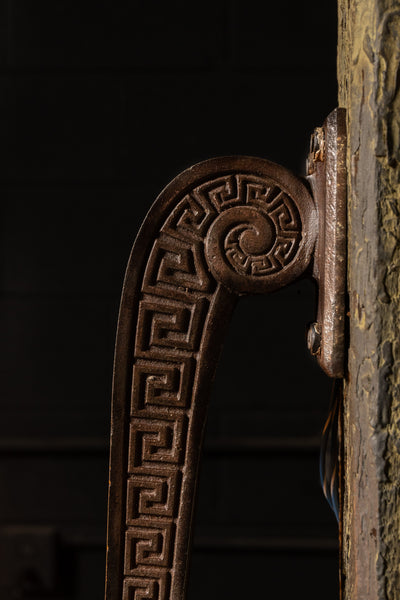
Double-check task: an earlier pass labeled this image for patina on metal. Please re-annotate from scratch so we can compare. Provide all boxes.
[307,108,347,378]
[105,109,347,600]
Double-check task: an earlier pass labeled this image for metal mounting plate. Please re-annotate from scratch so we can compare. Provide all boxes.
[307,108,347,378]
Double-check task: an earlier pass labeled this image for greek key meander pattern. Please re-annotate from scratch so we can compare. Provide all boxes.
[123,174,303,600]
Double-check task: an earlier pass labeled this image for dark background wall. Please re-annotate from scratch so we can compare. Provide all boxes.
[1,2,338,598]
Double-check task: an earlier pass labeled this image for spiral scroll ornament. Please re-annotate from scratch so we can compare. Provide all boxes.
[203,169,316,294]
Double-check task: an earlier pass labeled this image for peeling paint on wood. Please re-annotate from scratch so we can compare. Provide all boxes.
[338,1,400,598]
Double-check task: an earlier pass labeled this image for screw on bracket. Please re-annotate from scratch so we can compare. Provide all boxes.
[307,322,322,355]
[306,126,325,175]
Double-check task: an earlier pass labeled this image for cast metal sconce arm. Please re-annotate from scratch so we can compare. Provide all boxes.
[105,108,347,600]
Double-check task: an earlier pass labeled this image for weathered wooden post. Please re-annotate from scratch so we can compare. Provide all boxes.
[338,2,400,598]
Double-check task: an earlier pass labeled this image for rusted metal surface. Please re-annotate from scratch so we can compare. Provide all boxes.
[105,123,347,599]
[307,108,347,378]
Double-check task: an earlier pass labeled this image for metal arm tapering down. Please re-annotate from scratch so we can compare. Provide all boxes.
[105,107,347,600]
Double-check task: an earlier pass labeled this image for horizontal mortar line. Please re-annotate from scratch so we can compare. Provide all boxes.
[0,65,215,77]
[193,535,338,552]
[0,437,109,454]
[0,65,335,78]
[0,527,106,550]
[0,180,167,190]
[62,532,107,548]
[204,435,321,454]
[29,532,337,552]
[0,435,321,455]
[0,290,121,299]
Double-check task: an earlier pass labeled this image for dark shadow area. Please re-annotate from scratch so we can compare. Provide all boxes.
[189,286,338,599]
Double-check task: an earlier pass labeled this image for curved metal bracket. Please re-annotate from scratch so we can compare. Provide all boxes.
[105,108,347,600]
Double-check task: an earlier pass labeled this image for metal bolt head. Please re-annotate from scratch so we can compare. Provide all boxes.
[307,322,321,355]
[306,127,325,175]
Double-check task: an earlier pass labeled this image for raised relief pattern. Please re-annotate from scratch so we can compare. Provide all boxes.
[204,175,303,293]
[119,167,310,600]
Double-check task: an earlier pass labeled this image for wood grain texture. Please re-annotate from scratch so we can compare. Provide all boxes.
[338,1,400,598]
